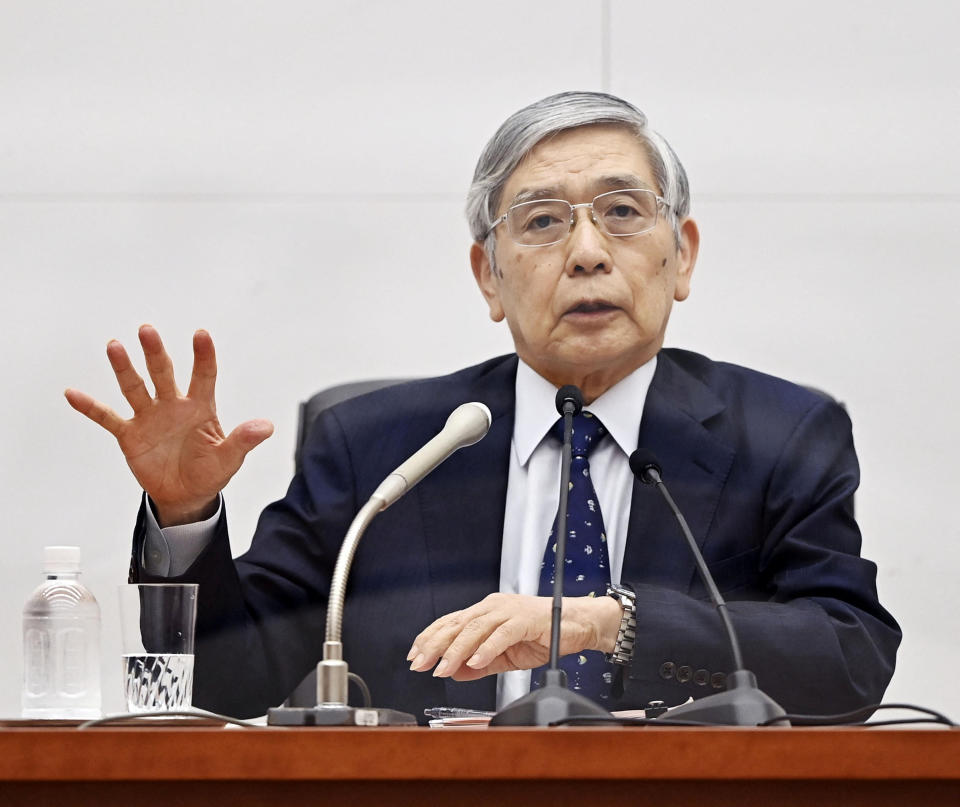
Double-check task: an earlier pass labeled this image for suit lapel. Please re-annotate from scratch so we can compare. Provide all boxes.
[623,352,736,594]
[416,355,517,709]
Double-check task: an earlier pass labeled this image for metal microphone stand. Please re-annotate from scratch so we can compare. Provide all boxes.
[268,401,492,726]
[268,495,417,726]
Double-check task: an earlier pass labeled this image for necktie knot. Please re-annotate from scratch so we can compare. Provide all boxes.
[550,412,607,458]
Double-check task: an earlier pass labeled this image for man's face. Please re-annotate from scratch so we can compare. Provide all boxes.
[471,124,698,396]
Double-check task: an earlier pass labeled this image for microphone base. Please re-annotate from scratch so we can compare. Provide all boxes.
[663,669,789,726]
[267,705,417,727]
[489,669,612,726]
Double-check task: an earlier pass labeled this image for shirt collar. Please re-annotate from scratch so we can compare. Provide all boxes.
[513,354,657,466]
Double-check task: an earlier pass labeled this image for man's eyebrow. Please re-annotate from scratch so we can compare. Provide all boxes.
[507,175,656,207]
[597,174,656,191]
[509,187,563,206]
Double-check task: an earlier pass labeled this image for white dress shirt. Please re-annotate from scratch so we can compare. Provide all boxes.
[497,357,655,707]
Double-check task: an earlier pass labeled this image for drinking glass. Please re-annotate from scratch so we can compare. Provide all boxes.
[118,583,198,713]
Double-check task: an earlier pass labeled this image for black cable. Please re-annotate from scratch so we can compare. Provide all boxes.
[76,703,956,730]
[78,709,264,729]
[554,702,956,728]
[81,672,374,725]
[551,715,718,727]
[348,672,372,708]
[761,702,955,727]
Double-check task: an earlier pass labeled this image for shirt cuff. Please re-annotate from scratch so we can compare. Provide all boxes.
[141,494,223,576]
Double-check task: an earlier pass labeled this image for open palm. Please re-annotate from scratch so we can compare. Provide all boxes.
[65,325,273,525]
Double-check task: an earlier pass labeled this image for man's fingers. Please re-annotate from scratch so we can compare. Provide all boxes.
[462,621,527,671]
[420,602,530,677]
[409,595,556,679]
[138,324,180,400]
[64,388,125,437]
[408,611,470,672]
[432,613,523,677]
[106,339,153,413]
[186,329,218,402]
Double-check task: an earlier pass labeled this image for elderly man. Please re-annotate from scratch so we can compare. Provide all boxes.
[67,91,899,720]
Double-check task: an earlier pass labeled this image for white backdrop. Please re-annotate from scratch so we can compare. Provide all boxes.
[2,0,958,720]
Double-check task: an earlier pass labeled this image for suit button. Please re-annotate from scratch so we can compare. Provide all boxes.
[676,665,692,684]
[694,669,709,686]
[659,662,675,680]
[711,672,727,690]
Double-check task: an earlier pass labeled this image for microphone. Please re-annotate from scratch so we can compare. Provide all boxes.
[371,402,493,508]
[490,385,611,726]
[627,449,661,484]
[545,385,583,671]
[268,401,492,727]
[555,384,583,417]
[628,449,787,726]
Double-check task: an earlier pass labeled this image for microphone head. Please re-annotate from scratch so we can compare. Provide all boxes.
[443,401,492,448]
[629,449,662,485]
[555,385,584,416]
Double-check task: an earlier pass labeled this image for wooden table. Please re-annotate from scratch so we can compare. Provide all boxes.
[1,725,958,806]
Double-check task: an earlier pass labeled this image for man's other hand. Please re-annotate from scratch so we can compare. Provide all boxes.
[406,592,621,681]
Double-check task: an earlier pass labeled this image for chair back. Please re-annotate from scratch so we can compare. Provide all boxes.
[294,378,411,473]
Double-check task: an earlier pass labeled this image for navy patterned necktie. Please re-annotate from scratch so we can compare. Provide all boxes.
[532,411,612,701]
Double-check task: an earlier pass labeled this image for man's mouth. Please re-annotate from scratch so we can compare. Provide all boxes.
[565,300,619,315]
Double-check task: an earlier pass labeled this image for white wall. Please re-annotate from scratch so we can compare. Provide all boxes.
[2,0,957,721]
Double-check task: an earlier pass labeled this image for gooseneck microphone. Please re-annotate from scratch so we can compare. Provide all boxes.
[268,401,492,727]
[490,385,612,726]
[628,449,787,726]
[369,402,494,509]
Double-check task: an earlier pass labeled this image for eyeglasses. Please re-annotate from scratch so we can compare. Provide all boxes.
[486,188,670,247]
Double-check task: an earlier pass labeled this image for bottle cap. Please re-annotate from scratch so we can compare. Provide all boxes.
[43,546,82,573]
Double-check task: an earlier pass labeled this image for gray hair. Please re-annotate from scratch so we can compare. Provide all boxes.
[465,91,690,267]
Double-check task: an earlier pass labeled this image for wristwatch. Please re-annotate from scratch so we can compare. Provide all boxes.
[605,583,637,665]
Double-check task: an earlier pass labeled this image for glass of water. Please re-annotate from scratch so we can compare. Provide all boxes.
[118,583,198,713]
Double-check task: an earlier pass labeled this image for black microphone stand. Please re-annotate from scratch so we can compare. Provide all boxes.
[630,450,787,726]
[490,386,612,726]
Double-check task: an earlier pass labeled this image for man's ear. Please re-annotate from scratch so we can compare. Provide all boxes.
[673,217,699,302]
[470,242,505,322]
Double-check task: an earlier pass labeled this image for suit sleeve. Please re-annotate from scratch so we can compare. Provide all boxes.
[621,398,901,716]
[129,406,359,719]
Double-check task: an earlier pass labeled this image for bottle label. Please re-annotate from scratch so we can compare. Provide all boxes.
[59,627,88,695]
[24,628,51,696]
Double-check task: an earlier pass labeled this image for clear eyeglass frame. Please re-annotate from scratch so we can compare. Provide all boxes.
[485,188,671,247]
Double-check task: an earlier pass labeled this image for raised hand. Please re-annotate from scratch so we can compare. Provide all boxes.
[65,325,274,526]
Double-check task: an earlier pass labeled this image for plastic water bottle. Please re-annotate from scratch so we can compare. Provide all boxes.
[22,546,102,719]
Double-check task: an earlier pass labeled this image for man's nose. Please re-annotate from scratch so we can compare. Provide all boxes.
[565,206,611,275]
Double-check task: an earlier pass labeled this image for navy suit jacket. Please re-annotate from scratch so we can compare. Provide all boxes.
[133,349,900,720]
